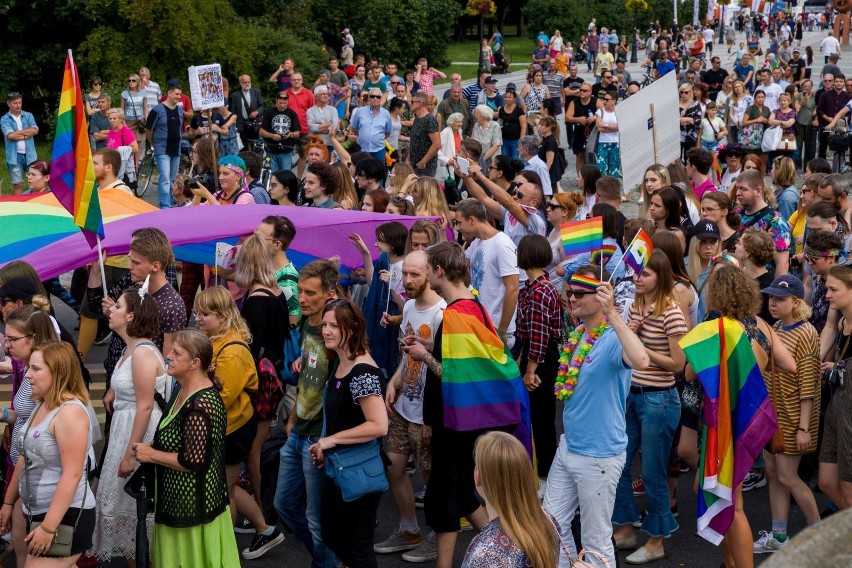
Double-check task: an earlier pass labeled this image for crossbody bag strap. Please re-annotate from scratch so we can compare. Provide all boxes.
[834,317,852,364]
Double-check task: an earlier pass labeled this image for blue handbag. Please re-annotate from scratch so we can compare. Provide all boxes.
[320,374,389,502]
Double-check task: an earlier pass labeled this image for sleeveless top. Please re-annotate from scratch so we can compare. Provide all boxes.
[19,400,94,515]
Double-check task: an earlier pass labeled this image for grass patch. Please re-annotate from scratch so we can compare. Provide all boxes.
[1,139,53,195]
[437,33,536,83]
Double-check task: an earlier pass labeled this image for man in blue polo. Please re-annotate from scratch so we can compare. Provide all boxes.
[1,92,39,194]
[350,87,392,163]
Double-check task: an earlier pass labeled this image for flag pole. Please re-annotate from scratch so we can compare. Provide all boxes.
[95,235,109,299]
[608,231,641,283]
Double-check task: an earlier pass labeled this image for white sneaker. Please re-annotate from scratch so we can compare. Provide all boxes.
[753,530,787,553]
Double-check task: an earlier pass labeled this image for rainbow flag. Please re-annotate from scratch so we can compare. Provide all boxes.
[561,217,603,257]
[50,50,102,244]
[679,317,778,545]
[623,228,653,273]
[441,299,532,458]
[569,273,600,292]
[590,243,618,266]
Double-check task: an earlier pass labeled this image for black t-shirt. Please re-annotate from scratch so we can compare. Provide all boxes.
[702,68,729,99]
[562,75,585,115]
[498,105,524,141]
[325,363,384,436]
[756,271,776,325]
[149,105,183,156]
[190,112,225,132]
[591,83,617,105]
[262,107,301,152]
[788,58,805,81]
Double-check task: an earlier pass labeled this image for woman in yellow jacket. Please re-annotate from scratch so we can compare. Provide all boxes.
[194,286,285,560]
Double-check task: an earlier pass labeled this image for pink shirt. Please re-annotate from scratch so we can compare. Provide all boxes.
[418,70,439,96]
[693,178,717,201]
[106,126,136,150]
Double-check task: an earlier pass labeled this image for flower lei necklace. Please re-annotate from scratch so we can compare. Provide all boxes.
[555,318,610,401]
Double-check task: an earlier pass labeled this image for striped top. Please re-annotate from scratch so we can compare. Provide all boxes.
[769,320,821,454]
[628,302,689,387]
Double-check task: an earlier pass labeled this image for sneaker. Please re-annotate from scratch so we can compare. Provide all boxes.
[241,527,285,560]
[406,459,416,475]
[234,517,255,534]
[414,487,425,509]
[742,470,767,492]
[374,529,423,553]
[753,530,787,553]
[632,477,646,496]
[402,538,438,563]
[460,518,473,531]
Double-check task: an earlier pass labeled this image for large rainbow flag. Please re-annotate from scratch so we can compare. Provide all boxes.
[50,50,102,244]
[440,299,532,458]
[679,317,778,545]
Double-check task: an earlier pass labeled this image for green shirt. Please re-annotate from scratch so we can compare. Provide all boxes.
[294,322,330,436]
[363,79,387,94]
[275,262,301,317]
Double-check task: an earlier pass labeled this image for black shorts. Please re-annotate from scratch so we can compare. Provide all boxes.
[225,414,258,466]
[28,507,96,556]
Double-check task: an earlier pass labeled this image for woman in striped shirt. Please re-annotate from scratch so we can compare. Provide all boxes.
[612,250,688,564]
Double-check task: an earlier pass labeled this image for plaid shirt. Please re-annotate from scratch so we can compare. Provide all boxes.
[516,274,562,364]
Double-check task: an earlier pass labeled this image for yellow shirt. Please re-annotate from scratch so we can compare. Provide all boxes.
[556,53,569,76]
[788,209,806,255]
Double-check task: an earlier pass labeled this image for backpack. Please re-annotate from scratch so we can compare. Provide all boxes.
[210,339,285,421]
[250,286,302,387]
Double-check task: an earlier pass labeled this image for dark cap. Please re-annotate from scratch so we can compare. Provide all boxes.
[692,220,720,240]
[0,277,40,302]
[484,76,498,84]
[761,274,805,299]
[506,81,517,92]
[166,78,181,88]
[718,144,747,160]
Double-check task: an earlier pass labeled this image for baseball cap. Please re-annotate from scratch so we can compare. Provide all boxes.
[0,277,40,302]
[166,78,181,88]
[692,220,720,240]
[761,274,805,299]
[484,76,498,84]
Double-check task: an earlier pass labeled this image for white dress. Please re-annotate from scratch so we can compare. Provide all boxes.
[90,342,168,560]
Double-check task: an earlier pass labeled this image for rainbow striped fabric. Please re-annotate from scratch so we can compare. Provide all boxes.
[569,273,600,292]
[50,50,102,242]
[590,243,618,266]
[623,228,653,273]
[679,317,778,545]
[561,217,603,257]
[441,299,532,457]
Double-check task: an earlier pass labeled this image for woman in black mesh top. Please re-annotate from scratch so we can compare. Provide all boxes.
[134,329,240,566]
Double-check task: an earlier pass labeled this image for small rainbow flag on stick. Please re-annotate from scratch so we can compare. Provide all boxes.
[590,243,618,266]
[623,228,653,273]
[50,50,102,244]
[561,217,603,257]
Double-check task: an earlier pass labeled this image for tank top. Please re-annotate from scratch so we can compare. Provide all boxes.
[19,400,94,515]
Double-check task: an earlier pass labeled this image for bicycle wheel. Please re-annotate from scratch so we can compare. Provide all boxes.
[135,153,155,198]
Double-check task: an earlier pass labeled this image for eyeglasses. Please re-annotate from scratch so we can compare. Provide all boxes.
[603,97,614,102]
[369,94,382,99]
[4,333,34,344]
[547,203,564,211]
[579,88,591,92]
[92,82,102,86]
[566,289,595,298]
[191,310,210,319]
[515,191,525,199]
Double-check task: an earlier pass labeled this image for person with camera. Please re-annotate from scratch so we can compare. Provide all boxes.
[260,91,301,173]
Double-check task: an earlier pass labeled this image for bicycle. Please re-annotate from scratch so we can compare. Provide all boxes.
[826,119,849,173]
[135,147,155,198]
[640,64,655,88]
[250,139,273,191]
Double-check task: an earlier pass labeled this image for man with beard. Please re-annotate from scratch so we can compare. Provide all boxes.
[374,250,447,562]
[260,91,301,172]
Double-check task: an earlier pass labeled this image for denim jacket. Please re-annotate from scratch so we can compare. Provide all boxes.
[1,111,39,164]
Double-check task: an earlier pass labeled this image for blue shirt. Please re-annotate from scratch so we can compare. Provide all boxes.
[562,327,631,457]
[350,106,392,152]
[1,111,39,165]
[656,60,676,77]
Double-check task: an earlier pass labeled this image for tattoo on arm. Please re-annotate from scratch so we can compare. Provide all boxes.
[423,353,442,377]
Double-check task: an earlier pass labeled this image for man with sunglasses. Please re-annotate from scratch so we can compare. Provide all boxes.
[2,91,38,194]
[350,87,393,163]
[260,91,301,173]
[591,72,618,109]
[543,268,649,568]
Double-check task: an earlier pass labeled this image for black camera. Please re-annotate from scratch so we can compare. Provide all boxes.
[184,176,205,190]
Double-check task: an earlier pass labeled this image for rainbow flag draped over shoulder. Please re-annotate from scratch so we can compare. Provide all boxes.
[441,299,532,458]
[561,217,602,257]
[50,50,102,244]
[679,317,778,545]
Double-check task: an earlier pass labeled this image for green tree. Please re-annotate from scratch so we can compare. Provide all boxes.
[309,0,461,67]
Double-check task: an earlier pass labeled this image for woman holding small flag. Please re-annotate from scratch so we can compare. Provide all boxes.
[612,250,688,564]
[545,193,585,291]
[543,266,648,568]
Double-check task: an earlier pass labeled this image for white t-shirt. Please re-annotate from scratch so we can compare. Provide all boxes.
[821,36,841,56]
[395,298,447,424]
[501,206,546,246]
[755,82,783,112]
[11,114,24,154]
[595,108,619,143]
[702,29,715,43]
[465,232,519,345]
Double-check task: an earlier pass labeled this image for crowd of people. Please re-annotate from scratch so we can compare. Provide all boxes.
[3,11,852,568]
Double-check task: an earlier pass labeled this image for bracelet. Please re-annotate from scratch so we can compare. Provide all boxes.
[1,407,7,423]
[38,524,57,535]
[2,502,14,507]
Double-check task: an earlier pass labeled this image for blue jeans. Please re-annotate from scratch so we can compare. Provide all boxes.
[270,151,293,173]
[369,149,386,164]
[155,153,180,209]
[6,152,28,185]
[502,139,519,159]
[612,388,681,537]
[274,433,339,568]
[587,51,597,70]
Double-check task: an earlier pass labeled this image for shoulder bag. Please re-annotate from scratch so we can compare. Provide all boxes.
[23,403,89,557]
[320,369,388,502]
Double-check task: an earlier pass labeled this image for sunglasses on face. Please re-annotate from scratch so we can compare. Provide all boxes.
[566,289,595,298]
[128,79,137,83]
[369,94,382,99]
[547,203,564,211]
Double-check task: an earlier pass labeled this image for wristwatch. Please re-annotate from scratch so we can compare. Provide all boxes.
[798,427,809,433]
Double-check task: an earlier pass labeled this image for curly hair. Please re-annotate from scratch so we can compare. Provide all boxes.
[740,228,775,266]
[306,161,339,196]
[706,264,761,320]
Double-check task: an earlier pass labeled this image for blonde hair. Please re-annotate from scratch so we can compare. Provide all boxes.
[413,177,451,221]
[32,342,90,408]
[474,432,557,568]
[107,108,125,122]
[791,297,813,322]
[234,234,278,290]
[391,163,415,194]
[638,164,671,219]
[686,235,720,284]
[333,162,359,210]
[193,286,252,343]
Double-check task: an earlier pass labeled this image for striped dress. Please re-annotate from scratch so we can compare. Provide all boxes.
[769,320,821,454]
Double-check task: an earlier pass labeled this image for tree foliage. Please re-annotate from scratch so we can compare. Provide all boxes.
[308,0,461,68]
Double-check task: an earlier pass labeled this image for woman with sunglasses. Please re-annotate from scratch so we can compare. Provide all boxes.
[120,74,148,155]
[594,93,620,177]
[788,174,823,261]
[545,193,584,289]
[612,250,687,564]
[309,299,388,568]
[679,85,703,163]
[86,77,103,117]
